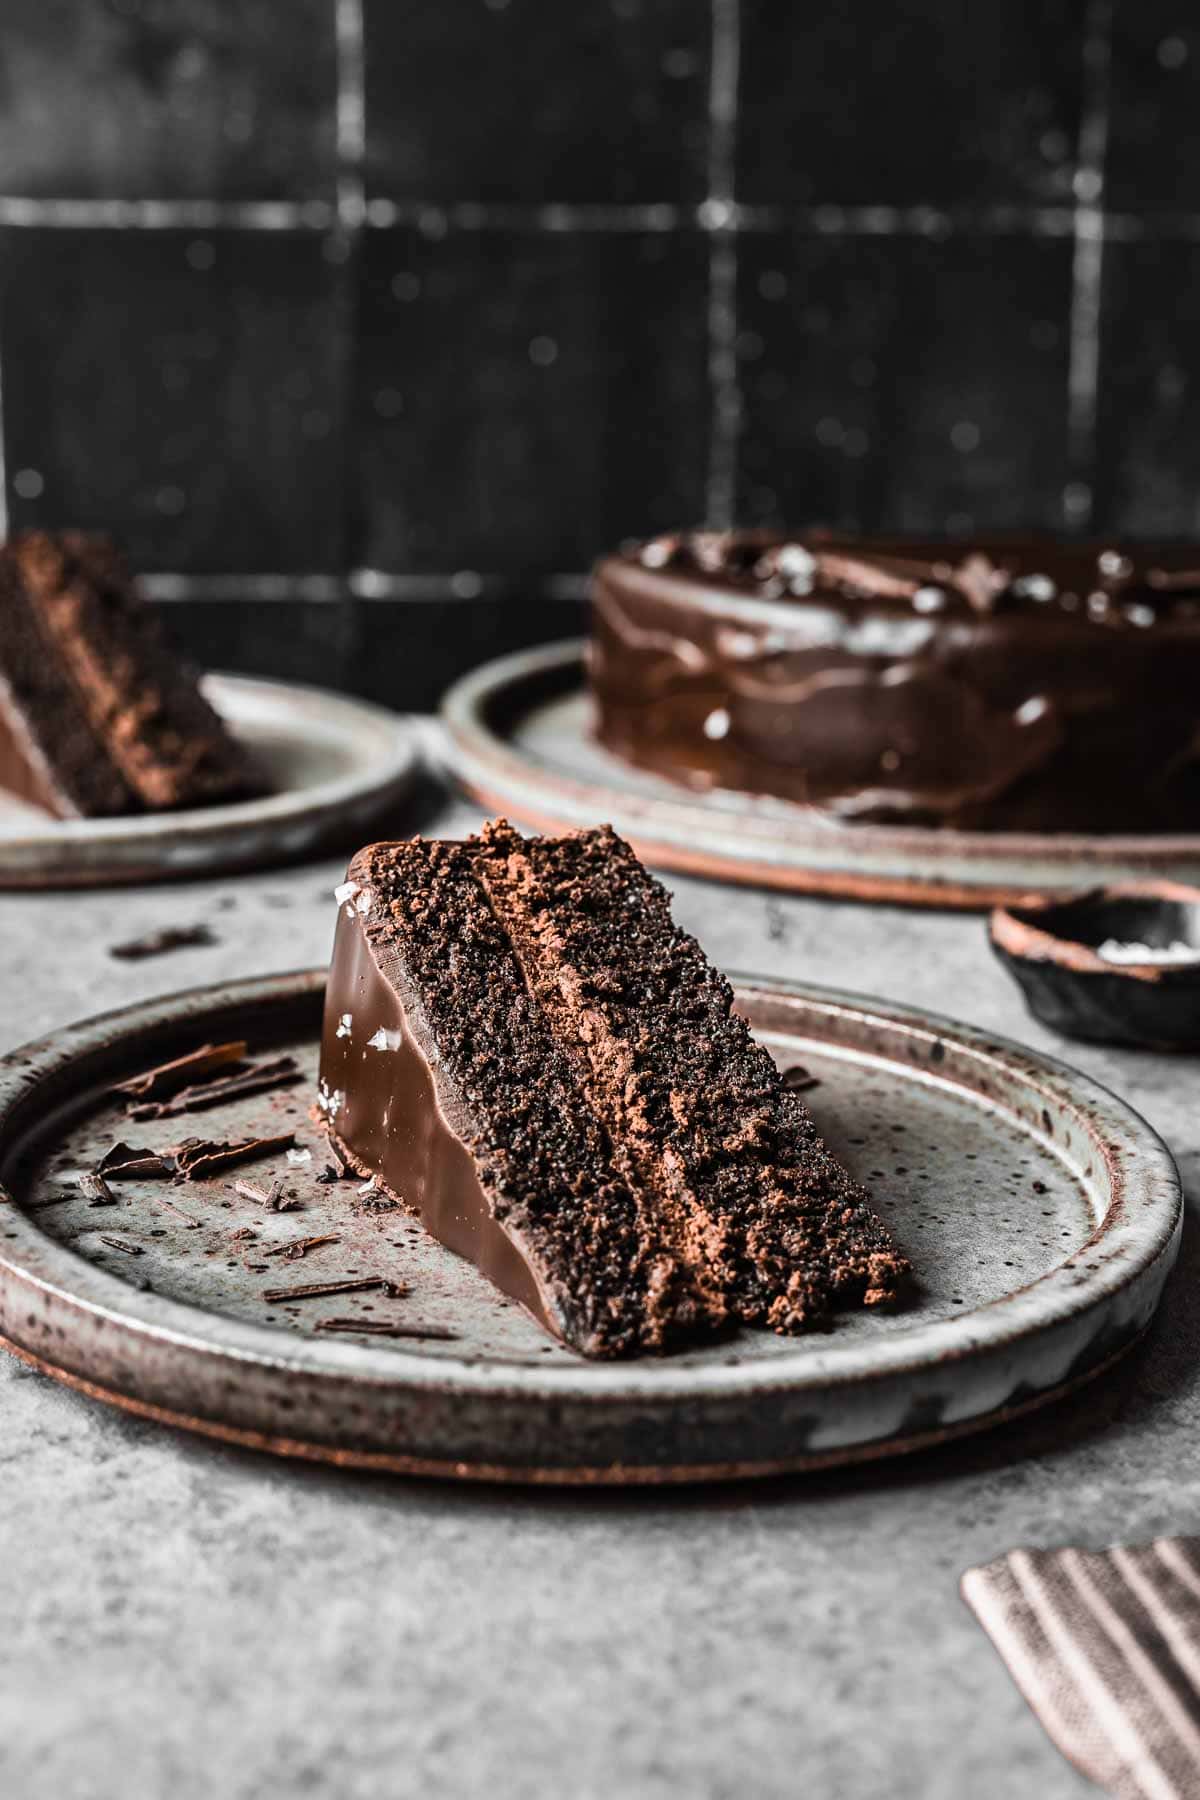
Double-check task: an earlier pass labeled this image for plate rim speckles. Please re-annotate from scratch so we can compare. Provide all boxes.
[0,968,1181,1484]
[0,673,420,889]
[440,641,1200,910]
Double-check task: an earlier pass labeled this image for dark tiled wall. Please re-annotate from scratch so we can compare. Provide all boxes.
[0,1,1196,709]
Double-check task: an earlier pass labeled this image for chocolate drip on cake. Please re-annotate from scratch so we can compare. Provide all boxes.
[0,531,265,818]
[317,825,910,1357]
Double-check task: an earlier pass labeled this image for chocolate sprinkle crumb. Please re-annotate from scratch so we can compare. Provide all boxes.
[781,1065,821,1094]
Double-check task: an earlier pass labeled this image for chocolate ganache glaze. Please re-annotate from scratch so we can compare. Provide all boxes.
[318,892,555,1333]
[590,531,1200,833]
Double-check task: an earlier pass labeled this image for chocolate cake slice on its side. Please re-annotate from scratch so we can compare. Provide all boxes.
[317,825,911,1357]
[0,531,265,817]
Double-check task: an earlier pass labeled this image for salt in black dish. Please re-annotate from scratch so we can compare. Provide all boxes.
[989,882,1200,1050]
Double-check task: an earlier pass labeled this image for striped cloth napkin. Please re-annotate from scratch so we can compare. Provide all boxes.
[962,1539,1200,1800]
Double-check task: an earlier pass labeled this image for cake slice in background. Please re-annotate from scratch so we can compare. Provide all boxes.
[317,821,910,1358]
[0,530,266,817]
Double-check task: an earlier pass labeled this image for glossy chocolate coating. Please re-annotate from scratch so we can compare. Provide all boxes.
[318,900,554,1332]
[590,531,1200,833]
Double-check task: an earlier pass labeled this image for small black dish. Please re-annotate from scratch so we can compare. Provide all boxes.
[989,882,1200,1049]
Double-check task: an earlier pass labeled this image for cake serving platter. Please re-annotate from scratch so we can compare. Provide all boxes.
[0,673,420,889]
[0,968,1179,1484]
[441,642,1200,909]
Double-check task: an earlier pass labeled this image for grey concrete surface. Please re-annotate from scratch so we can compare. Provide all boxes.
[1,773,1196,1800]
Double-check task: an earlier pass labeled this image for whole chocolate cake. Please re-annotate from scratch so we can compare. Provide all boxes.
[316,820,909,1357]
[0,530,265,817]
[590,530,1200,833]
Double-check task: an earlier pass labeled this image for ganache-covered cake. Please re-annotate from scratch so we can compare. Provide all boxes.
[591,530,1200,833]
[0,530,265,817]
[316,820,910,1357]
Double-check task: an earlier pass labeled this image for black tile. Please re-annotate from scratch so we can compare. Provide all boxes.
[737,233,1073,534]
[165,596,357,692]
[349,595,586,713]
[0,0,336,201]
[363,0,708,204]
[737,1,1082,209]
[1107,9,1200,214]
[1093,240,1200,537]
[1,229,348,572]
[355,227,709,573]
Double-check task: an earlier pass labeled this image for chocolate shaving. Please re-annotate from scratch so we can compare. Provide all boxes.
[232,1174,298,1212]
[96,1141,176,1180]
[314,1317,458,1341]
[98,1233,143,1256]
[113,1041,247,1104]
[782,1065,821,1094]
[262,1234,340,1260]
[146,1191,199,1229]
[127,1057,302,1121]
[171,1133,293,1181]
[260,1276,406,1304]
[108,924,218,961]
[78,1170,117,1206]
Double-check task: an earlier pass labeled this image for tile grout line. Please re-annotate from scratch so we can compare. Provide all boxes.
[333,0,368,619]
[0,196,334,231]
[704,0,741,529]
[0,191,1190,242]
[1065,0,1114,532]
[334,0,367,232]
[141,571,590,603]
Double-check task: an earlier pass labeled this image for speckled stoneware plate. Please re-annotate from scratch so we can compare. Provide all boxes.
[0,674,419,889]
[441,642,1200,910]
[0,969,1180,1484]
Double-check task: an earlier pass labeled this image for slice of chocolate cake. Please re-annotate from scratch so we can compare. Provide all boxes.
[0,530,265,817]
[317,822,910,1357]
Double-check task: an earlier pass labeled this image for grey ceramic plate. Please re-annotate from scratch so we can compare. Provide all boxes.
[441,642,1200,909]
[0,969,1180,1484]
[0,674,419,889]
